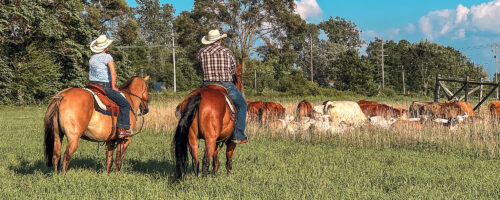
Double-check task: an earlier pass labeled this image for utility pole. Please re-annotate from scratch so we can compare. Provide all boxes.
[310,33,313,82]
[380,39,388,89]
[254,69,257,92]
[495,43,499,99]
[401,66,405,95]
[172,28,176,92]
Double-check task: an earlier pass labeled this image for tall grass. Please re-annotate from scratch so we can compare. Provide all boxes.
[146,97,500,159]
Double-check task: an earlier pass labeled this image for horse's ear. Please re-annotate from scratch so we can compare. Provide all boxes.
[143,75,150,81]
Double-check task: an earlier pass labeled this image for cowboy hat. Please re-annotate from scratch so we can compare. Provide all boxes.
[90,35,113,53]
[201,29,227,45]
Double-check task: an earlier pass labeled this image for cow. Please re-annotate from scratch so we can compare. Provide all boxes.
[296,100,312,120]
[357,100,408,119]
[247,101,267,122]
[445,100,476,116]
[248,101,286,124]
[409,101,463,120]
[488,101,500,120]
[312,105,325,119]
[323,101,368,125]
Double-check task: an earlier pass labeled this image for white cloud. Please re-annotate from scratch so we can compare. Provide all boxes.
[470,0,500,33]
[455,4,469,24]
[417,0,500,40]
[404,23,416,33]
[294,0,322,20]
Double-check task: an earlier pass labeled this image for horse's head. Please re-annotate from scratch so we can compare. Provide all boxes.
[121,75,150,116]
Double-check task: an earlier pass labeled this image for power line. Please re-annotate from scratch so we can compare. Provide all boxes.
[115,44,177,49]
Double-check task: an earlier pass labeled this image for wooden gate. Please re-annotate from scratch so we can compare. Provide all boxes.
[434,74,499,111]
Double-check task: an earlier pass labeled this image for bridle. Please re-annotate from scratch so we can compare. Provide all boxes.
[122,83,149,135]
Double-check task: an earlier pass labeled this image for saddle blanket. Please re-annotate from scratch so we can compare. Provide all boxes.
[83,88,125,116]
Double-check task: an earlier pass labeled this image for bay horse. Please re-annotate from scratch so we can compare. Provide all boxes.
[173,65,242,180]
[43,76,150,173]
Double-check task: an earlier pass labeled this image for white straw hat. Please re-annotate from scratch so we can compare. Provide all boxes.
[90,35,113,53]
[201,29,227,45]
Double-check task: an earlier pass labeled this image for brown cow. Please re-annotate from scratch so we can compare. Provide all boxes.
[488,101,500,120]
[296,100,312,120]
[262,102,286,121]
[247,101,285,124]
[357,100,408,119]
[409,101,463,120]
[445,100,476,116]
[247,101,266,122]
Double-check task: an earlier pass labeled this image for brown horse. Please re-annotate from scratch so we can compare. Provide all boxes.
[43,76,150,173]
[173,65,242,180]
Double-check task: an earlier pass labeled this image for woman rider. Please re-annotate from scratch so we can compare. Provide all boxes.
[89,35,132,139]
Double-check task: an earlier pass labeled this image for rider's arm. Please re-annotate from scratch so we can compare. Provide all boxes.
[108,60,118,91]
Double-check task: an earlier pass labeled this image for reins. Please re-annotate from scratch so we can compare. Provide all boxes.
[122,86,148,135]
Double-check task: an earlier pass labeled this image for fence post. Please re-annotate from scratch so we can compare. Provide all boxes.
[464,76,469,102]
[478,77,483,112]
[434,74,440,102]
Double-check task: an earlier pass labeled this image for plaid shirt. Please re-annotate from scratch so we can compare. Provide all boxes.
[198,43,237,82]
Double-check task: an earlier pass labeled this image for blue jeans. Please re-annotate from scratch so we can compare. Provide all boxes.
[201,81,247,140]
[90,81,131,130]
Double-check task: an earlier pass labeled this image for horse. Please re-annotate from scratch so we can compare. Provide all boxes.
[43,76,150,173]
[173,65,242,180]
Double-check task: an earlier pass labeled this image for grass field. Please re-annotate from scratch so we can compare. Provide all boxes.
[1,97,500,199]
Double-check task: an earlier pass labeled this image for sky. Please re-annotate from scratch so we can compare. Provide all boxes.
[127,0,500,77]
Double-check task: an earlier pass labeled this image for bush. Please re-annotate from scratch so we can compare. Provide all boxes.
[379,86,397,97]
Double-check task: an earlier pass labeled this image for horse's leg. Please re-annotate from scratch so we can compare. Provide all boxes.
[225,140,236,174]
[115,138,131,172]
[52,131,63,172]
[188,134,199,177]
[212,143,220,176]
[61,136,79,173]
[105,141,116,173]
[202,138,217,177]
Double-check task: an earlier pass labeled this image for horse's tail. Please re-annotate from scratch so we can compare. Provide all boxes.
[44,96,63,167]
[173,93,201,180]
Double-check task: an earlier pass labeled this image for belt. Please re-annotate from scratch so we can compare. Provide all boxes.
[89,81,110,88]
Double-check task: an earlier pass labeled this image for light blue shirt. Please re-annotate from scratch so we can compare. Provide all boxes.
[89,53,113,82]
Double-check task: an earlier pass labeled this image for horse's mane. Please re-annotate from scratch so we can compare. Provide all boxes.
[119,76,139,90]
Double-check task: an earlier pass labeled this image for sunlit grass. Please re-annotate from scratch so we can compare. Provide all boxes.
[1,97,500,199]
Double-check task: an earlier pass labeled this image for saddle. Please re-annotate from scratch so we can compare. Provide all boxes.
[176,85,237,121]
[84,84,120,141]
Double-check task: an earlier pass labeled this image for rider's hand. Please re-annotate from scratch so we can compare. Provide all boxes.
[112,86,119,91]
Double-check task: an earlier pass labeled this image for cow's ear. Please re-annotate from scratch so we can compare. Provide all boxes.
[144,75,150,81]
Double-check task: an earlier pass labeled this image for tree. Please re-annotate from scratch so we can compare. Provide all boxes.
[191,1,300,72]
[319,16,363,49]
[334,50,378,96]
[84,0,131,32]
[136,0,174,45]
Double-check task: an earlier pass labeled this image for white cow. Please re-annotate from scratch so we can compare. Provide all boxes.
[323,101,368,126]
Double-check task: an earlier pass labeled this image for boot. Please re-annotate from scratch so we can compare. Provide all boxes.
[231,137,248,144]
[117,128,133,139]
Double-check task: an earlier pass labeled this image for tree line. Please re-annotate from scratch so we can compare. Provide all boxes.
[0,0,488,104]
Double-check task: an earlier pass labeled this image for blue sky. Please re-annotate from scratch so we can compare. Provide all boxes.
[127,0,500,77]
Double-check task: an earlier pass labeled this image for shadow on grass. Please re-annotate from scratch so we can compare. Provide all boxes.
[127,158,175,176]
[10,157,104,175]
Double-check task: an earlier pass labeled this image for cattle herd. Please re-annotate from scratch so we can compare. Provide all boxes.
[245,99,500,134]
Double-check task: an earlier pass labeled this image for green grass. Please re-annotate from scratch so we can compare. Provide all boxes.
[1,106,500,199]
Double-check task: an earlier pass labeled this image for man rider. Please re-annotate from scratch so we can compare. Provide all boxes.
[198,29,248,144]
